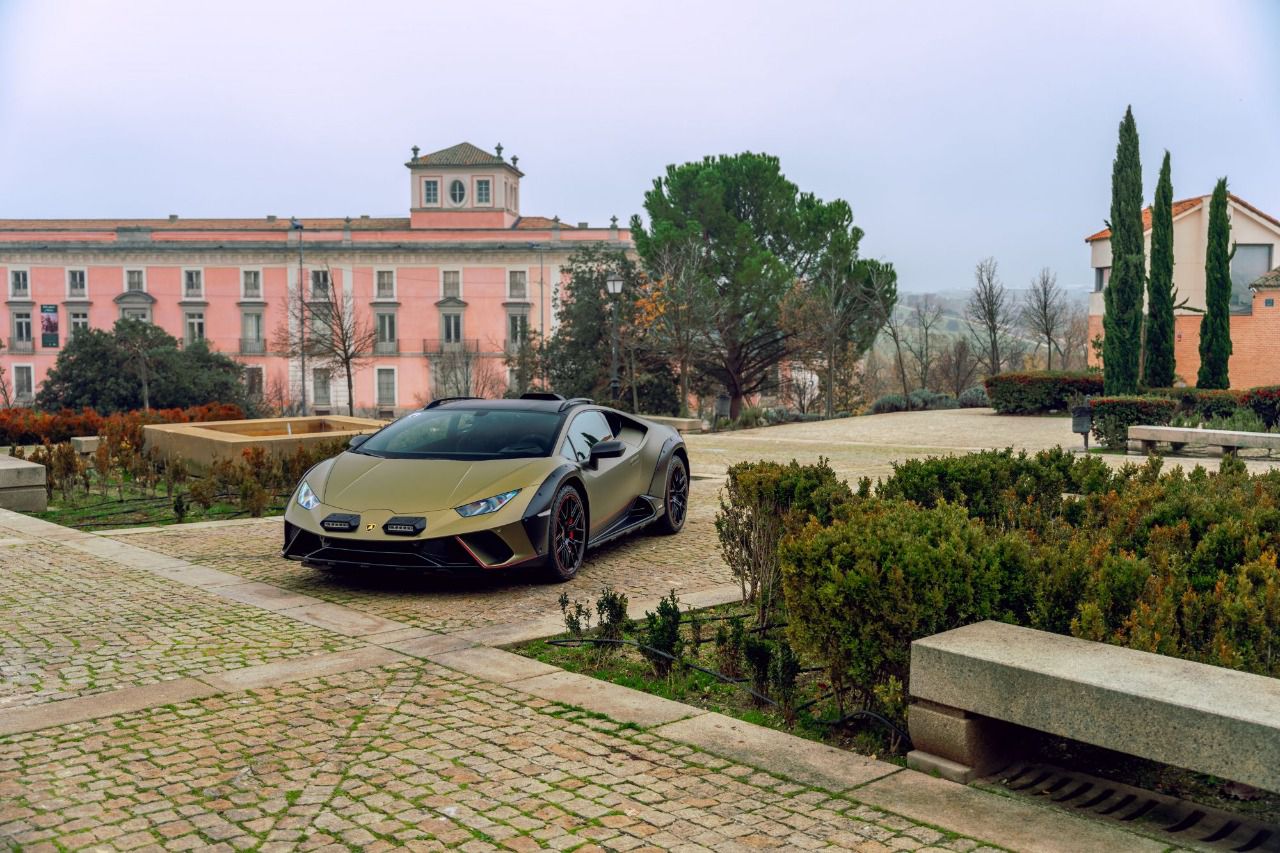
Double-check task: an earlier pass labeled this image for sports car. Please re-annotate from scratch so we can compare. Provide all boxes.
[282,393,690,581]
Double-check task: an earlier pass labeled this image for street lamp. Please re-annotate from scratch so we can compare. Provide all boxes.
[606,272,624,403]
[291,217,307,414]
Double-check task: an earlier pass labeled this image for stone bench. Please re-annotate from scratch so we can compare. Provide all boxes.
[0,455,47,512]
[70,435,100,454]
[906,621,1280,793]
[1128,424,1280,455]
[641,415,705,433]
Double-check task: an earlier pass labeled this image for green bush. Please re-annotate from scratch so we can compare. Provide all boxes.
[1243,385,1280,428]
[908,389,958,410]
[640,591,683,677]
[958,386,990,408]
[1089,396,1179,449]
[1144,387,1246,421]
[984,371,1103,415]
[871,394,909,414]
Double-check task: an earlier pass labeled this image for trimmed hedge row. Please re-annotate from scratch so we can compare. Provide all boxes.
[0,403,244,447]
[1089,396,1179,449]
[984,371,1103,414]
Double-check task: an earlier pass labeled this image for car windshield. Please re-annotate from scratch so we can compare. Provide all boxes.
[354,408,563,460]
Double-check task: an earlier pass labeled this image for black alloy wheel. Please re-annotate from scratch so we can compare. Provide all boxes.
[656,456,688,535]
[546,485,586,581]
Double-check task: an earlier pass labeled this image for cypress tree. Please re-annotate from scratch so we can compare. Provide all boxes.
[1102,106,1144,395]
[1197,178,1232,389]
[1143,151,1176,387]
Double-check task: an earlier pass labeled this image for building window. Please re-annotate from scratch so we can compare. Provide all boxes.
[375,270,395,300]
[244,366,264,399]
[183,269,203,298]
[185,312,205,343]
[423,179,439,206]
[9,270,29,299]
[1094,267,1110,293]
[310,269,331,300]
[12,311,33,349]
[241,311,264,353]
[442,270,461,299]
[70,311,89,336]
[443,312,462,344]
[313,368,331,407]
[1231,244,1275,313]
[507,312,529,350]
[126,269,145,292]
[375,312,397,354]
[508,270,527,300]
[376,368,396,406]
[13,365,33,401]
[242,270,262,299]
[121,307,150,323]
[309,304,331,343]
[477,179,491,205]
[67,269,87,298]
[449,179,465,205]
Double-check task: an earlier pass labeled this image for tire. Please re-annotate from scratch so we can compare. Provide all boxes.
[544,484,587,582]
[654,455,689,535]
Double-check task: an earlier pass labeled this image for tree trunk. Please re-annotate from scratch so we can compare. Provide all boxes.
[678,358,690,418]
[345,362,355,416]
[629,347,639,413]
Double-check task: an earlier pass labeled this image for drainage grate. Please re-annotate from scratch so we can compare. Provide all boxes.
[982,763,1280,852]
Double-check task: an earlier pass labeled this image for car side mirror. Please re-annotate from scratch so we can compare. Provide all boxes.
[348,434,370,450]
[588,439,625,468]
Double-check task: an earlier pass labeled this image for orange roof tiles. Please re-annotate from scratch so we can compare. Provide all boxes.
[1085,194,1280,243]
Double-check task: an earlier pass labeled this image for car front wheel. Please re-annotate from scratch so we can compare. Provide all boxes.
[655,456,688,535]
[545,485,586,582]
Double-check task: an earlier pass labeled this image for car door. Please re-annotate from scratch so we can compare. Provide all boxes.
[561,410,638,537]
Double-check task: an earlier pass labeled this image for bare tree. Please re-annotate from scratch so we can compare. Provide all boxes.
[965,257,1017,377]
[0,343,12,408]
[639,237,712,417]
[881,312,912,396]
[780,364,822,413]
[902,296,945,391]
[936,337,980,397]
[1059,303,1091,371]
[272,265,377,416]
[1021,267,1067,370]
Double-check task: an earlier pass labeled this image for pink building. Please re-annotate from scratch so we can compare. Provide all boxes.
[1,142,632,416]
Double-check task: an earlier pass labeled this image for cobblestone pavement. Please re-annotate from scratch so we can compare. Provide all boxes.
[0,661,994,853]
[0,540,361,710]
[111,481,729,636]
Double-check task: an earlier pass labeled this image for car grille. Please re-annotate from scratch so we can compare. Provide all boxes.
[284,522,476,569]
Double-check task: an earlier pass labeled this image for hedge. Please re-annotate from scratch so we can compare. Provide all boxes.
[0,403,244,447]
[984,371,1103,414]
[1088,396,1178,449]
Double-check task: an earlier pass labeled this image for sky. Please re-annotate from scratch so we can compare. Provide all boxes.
[0,0,1277,293]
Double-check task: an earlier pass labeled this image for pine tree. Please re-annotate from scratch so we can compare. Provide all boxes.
[1143,151,1176,388]
[1197,178,1232,389]
[1102,106,1144,395]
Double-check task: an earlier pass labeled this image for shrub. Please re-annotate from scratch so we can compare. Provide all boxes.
[1089,396,1178,449]
[734,406,766,430]
[1243,385,1280,428]
[871,394,909,414]
[984,371,1103,415]
[717,458,854,625]
[595,586,629,642]
[958,385,990,408]
[640,591,683,677]
[780,500,1008,722]
[0,403,244,447]
[908,389,958,411]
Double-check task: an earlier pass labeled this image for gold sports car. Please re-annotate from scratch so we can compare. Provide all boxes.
[282,393,689,581]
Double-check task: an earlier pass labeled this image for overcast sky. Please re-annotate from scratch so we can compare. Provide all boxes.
[1,0,1276,292]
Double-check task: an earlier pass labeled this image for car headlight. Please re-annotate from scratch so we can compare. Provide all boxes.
[455,489,520,518]
[295,480,321,510]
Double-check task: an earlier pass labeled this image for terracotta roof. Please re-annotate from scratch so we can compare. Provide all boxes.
[512,217,575,230]
[0,217,410,232]
[1085,194,1280,242]
[408,142,506,168]
[1251,267,1280,290]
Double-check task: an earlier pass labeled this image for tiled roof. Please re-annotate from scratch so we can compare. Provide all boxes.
[0,217,410,231]
[408,142,506,168]
[1085,194,1280,242]
[513,217,575,230]
[1251,267,1280,290]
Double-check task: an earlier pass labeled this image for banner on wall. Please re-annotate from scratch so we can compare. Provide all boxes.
[40,305,59,348]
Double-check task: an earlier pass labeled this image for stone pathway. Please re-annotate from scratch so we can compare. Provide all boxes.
[1,411,1199,851]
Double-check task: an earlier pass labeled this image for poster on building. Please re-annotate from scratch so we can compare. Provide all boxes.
[40,305,59,348]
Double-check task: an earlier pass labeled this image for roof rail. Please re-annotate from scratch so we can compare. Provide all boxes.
[558,397,595,412]
[423,396,481,409]
[519,391,565,401]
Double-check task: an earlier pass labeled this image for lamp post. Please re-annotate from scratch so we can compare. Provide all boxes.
[291,217,307,414]
[606,272,624,403]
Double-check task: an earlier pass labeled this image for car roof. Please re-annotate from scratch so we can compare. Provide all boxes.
[423,396,596,414]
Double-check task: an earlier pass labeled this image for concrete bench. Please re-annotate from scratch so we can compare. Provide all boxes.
[70,435,100,454]
[0,455,47,512]
[641,414,705,433]
[906,621,1280,793]
[1128,424,1280,456]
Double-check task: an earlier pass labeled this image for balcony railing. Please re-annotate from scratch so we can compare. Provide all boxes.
[423,338,480,355]
[373,339,399,355]
[240,338,266,355]
[8,339,34,354]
